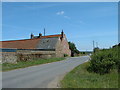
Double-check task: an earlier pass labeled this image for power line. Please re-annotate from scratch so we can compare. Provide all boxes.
[96,42,98,48]
[96,42,99,48]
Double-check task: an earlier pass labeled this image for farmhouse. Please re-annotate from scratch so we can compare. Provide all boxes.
[0,31,71,63]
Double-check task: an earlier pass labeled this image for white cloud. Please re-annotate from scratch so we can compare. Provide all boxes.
[56,11,71,20]
[56,11,64,15]
[64,16,71,19]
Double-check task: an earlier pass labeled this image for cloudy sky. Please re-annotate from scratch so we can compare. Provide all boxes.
[2,2,118,51]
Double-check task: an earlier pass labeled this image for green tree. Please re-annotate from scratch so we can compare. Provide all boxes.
[68,42,80,54]
[88,43,119,75]
[93,47,100,53]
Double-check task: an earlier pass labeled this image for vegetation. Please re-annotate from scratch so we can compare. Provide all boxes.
[61,44,119,88]
[64,54,68,57]
[88,44,119,75]
[68,42,80,56]
[2,57,65,71]
[80,51,92,56]
[61,62,118,88]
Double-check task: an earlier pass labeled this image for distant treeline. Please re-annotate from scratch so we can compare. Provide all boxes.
[68,41,93,56]
[68,42,80,56]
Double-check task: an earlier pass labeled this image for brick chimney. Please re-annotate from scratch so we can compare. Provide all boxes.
[60,30,64,40]
[31,33,34,39]
[39,33,42,38]
[61,30,64,38]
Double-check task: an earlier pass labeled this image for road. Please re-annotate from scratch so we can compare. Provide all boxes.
[2,56,90,88]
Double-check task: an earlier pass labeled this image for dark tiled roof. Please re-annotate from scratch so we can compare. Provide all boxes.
[0,34,61,49]
[36,37,59,49]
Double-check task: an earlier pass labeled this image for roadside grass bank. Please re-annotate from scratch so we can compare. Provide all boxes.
[61,44,119,88]
[2,57,65,71]
[60,62,118,88]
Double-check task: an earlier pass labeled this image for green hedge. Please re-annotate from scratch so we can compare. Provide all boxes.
[87,45,119,75]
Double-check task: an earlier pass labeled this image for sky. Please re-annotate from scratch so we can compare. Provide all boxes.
[2,0,119,2]
[2,2,118,51]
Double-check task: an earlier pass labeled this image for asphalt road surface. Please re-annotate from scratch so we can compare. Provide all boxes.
[2,56,90,88]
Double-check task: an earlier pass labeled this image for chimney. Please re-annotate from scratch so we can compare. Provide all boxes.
[39,33,42,37]
[61,30,64,38]
[31,33,34,39]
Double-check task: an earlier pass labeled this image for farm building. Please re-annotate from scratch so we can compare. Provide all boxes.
[0,31,71,63]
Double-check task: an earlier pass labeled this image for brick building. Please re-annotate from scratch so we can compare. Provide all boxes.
[0,31,71,63]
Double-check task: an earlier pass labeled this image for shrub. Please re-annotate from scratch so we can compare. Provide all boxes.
[64,54,68,57]
[87,45,119,75]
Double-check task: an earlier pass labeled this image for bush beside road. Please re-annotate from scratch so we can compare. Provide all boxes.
[60,62,118,88]
[61,44,119,88]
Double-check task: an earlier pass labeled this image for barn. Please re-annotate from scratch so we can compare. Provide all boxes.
[0,31,71,63]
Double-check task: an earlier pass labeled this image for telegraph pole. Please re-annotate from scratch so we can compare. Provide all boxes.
[93,40,95,49]
[96,42,98,48]
[93,40,95,53]
[44,28,45,36]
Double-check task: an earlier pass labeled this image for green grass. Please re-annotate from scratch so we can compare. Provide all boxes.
[60,62,118,88]
[2,57,65,71]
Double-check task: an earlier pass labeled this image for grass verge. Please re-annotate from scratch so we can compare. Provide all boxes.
[2,57,65,71]
[60,62,118,88]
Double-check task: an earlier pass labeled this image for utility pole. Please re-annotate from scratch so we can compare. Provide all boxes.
[93,40,95,53]
[44,28,45,36]
[96,42,98,48]
[93,40,95,49]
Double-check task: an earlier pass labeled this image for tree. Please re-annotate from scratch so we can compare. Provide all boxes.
[93,47,99,53]
[68,42,80,56]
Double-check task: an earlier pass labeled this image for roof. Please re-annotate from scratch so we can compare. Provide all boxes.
[0,38,40,49]
[41,34,61,38]
[0,34,61,49]
[36,37,59,49]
